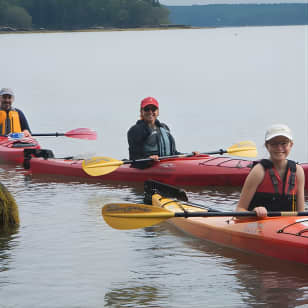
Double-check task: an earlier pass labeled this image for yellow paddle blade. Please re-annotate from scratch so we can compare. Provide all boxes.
[102,203,175,230]
[82,156,124,176]
[226,141,257,157]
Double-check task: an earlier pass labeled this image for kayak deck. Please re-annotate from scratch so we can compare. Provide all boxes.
[152,194,308,265]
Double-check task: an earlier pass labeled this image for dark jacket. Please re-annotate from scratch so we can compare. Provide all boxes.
[16,108,31,133]
[127,119,180,169]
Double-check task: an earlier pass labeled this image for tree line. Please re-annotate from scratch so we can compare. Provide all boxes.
[0,0,169,30]
[168,4,308,28]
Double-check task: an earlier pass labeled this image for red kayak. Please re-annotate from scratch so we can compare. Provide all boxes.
[0,136,40,164]
[0,128,96,165]
[21,150,308,189]
[25,153,251,186]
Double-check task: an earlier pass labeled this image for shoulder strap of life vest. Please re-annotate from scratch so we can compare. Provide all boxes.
[251,158,273,169]
[259,159,296,195]
[0,110,6,135]
[259,159,280,195]
[286,160,297,194]
[251,159,279,194]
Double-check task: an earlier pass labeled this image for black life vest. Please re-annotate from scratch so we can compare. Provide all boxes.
[248,159,297,212]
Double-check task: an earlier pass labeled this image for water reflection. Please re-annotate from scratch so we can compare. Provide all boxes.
[226,253,308,308]
[1,25,308,308]
[104,285,168,307]
[167,224,308,308]
[240,269,308,308]
[0,227,19,282]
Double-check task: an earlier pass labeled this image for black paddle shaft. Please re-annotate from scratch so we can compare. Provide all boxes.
[128,150,226,165]
[32,133,65,137]
[174,211,308,218]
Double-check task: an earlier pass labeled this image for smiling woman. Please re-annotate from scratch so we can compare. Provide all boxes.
[127,96,201,169]
[236,124,305,217]
[127,96,182,169]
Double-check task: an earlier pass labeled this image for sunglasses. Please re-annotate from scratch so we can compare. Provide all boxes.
[143,106,158,112]
[268,141,290,147]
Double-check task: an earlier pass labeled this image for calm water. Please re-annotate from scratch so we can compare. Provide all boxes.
[1,26,308,307]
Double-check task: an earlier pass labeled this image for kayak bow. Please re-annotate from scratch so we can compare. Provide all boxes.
[102,180,308,265]
[149,193,308,265]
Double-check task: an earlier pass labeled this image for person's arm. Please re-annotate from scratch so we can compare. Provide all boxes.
[17,109,32,136]
[127,124,147,160]
[295,164,305,212]
[236,164,266,217]
[127,123,154,169]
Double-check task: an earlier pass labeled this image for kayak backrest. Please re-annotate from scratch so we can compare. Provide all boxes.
[23,148,55,169]
[144,180,188,204]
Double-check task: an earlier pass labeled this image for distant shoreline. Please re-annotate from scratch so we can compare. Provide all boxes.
[1,23,306,35]
[0,25,196,35]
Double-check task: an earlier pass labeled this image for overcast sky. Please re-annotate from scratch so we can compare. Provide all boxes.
[161,0,308,5]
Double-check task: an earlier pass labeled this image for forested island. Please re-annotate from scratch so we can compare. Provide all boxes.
[167,3,308,27]
[0,1,307,32]
[0,0,169,30]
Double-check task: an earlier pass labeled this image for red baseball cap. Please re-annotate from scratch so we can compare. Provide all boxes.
[140,97,159,109]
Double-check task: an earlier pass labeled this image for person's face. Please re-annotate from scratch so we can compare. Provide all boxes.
[141,104,159,124]
[1,94,14,111]
[266,136,293,161]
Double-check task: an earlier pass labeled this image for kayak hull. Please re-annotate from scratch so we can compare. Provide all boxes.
[0,136,40,164]
[152,194,308,265]
[27,155,252,187]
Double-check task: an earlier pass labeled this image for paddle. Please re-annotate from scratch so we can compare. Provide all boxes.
[102,203,308,230]
[31,128,97,140]
[82,140,257,176]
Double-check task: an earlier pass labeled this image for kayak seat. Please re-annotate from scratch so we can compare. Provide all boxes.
[23,148,55,169]
[144,180,188,204]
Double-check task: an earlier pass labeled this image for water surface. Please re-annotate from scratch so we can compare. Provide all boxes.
[0,26,308,307]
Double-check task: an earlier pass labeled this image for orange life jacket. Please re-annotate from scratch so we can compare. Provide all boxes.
[0,109,22,135]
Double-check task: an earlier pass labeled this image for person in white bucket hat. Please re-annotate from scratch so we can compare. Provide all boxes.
[236,124,305,217]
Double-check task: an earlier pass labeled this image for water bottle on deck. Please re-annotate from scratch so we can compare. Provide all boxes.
[8,133,25,140]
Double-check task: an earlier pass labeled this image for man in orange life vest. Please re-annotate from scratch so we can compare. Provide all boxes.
[0,88,32,137]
